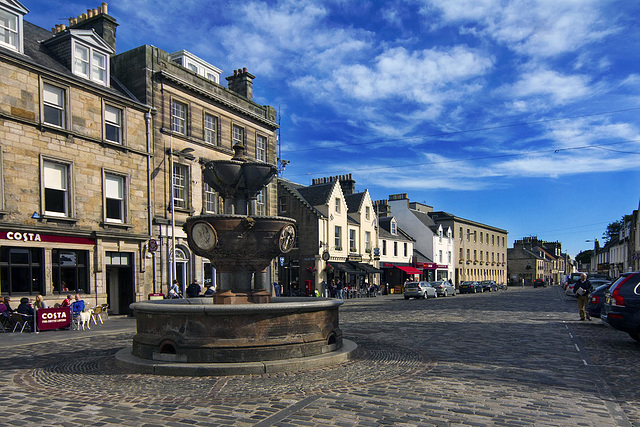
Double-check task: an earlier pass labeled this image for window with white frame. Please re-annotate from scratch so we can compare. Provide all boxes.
[204,182,218,213]
[448,251,452,264]
[393,242,398,257]
[43,83,65,128]
[203,113,218,145]
[365,231,371,251]
[334,226,341,249]
[390,221,397,235]
[335,198,340,214]
[349,229,356,252]
[279,196,287,213]
[173,163,188,209]
[104,173,124,223]
[43,160,70,217]
[104,105,122,144]
[256,134,266,162]
[459,248,463,259]
[439,250,443,263]
[232,124,244,146]
[382,240,387,256]
[171,100,187,134]
[0,8,20,51]
[365,206,370,220]
[256,190,265,215]
[404,242,408,257]
[72,41,107,85]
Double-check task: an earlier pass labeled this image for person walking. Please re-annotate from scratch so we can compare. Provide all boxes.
[573,273,591,321]
[336,279,344,299]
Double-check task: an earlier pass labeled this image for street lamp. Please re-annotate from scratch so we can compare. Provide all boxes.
[168,137,195,297]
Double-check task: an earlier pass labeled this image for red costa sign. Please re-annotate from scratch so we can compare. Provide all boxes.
[37,307,71,330]
[0,231,94,245]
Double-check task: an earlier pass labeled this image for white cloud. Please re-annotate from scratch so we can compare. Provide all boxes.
[421,0,618,57]
[507,68,592,105]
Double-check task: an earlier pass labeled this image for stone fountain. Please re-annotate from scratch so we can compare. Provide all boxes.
[116,142,355,375]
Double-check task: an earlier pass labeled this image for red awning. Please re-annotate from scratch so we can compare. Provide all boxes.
[395,266,423,275]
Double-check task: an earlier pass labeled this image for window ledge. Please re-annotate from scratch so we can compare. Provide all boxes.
[100,221,134,230]
[41,215,79,224]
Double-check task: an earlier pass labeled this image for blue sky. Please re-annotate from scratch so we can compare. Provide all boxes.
[27,0,640,257]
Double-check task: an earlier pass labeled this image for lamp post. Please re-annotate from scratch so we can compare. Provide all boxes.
[168,137,195,298]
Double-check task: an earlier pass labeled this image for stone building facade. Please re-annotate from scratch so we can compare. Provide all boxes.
[111,38,279,298]
[277,175,380,297]
[428,211,508,286]
[0,1,151,313]
[508,237,570,286]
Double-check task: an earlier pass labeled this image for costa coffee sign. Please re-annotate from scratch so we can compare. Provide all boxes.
[37,307,71,331]
[0,231,94,245]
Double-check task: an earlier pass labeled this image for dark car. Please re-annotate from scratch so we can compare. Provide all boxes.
[602,272,640,341]
[479,280,498,292]
[459,281,482,294]
[586,283,612,319]
[533,278,546,288]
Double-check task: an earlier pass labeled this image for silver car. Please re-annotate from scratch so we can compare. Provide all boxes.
[404,281,437,299]
[430,280,456,297]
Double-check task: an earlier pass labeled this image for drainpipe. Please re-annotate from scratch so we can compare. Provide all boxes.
[145,108,157,293]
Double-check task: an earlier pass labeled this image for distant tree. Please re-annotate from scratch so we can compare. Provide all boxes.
[575,249,593,265]
[603,218,623,243]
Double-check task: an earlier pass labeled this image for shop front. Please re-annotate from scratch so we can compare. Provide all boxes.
[416,262,449,282]
[379,263,423,294]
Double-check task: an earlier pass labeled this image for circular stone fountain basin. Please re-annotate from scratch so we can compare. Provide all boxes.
[127,297,344,366]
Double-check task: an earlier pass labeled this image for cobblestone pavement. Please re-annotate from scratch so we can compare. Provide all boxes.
[0,286,638,426]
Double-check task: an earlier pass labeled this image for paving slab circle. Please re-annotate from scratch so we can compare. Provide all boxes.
[0,288,638,426]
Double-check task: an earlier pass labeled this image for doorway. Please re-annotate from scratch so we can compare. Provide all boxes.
[105,252,134,315]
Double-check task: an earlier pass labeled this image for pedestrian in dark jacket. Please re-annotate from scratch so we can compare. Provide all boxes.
[573,273,591,321]
[186,279,201,298]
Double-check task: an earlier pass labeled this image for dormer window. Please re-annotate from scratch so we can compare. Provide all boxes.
[391,220,397,236]
[0,1,27,53]
[169,50,222,84]
[73,40,107,85]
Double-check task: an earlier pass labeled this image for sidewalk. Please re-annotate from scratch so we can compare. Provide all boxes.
[0,315,136,348]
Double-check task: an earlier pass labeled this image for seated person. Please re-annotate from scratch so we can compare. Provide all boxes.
[0,297,7,316]
[35,295,48,310]
[71,294,85,317]
[3,296,14,314]
[17,297,34,317]
[61,295,72,308]
[204,284,216,296]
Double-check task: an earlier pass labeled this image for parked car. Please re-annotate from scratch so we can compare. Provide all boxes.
[533,278,546,288]
[586,283,612,319]
[602,272,640,341]
[480,280,498,292]
[430,280,456,297]
[459,281,482,294]
[404,281,437,300]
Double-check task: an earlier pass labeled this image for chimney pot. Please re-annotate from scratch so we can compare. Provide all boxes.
[102,3,108,15]
[243,67,247,73]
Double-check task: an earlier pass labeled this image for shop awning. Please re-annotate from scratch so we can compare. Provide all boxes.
[395,266,423,275]
[331,262,361,274]
[349,262,383,274]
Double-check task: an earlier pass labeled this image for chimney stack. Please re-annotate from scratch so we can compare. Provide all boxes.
[68,2,118,52]
[226,67,255,101]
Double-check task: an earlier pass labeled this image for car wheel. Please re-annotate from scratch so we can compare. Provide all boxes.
[473,288,477,293]
[444,290,448,297]
[629,331,640,342]
[433,292,437,298]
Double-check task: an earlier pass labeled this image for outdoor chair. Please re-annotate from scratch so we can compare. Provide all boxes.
[101,303,109,319]
[91,305,103,325]
[10,313,30,333]
[0,313,11,332]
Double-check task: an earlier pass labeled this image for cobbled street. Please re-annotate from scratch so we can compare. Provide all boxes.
[1,286,638,426]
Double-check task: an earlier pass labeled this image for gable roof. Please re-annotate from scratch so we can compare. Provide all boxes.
[410,208,436,228]
[345,192,365,213]
[278,178,325,218]
[297,182,336,207]
[43,28,115,54]
[1,0,29,14]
